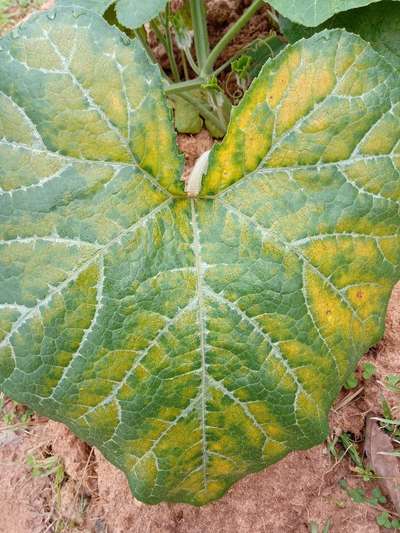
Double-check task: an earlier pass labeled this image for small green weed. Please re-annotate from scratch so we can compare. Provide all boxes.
[376,377,400,439]
[377,511,400,530]
[362,362,376,380]
[26,453,64,481]
[26,452,67,529]
[339,480,387,505]
[338,433,374,481]
[0,0,13,27]
[344,373,359,390]
[339,480,400,529]
[336,406,400,530]
[383,374,400,394]
[0,392,33,431]
[344,362,376,390]
[309,519,331,533]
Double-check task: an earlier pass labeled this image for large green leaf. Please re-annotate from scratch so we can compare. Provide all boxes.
[268,0,399,26]
[57,0,113,16]
[1,9,400,505]
[57,0,168,28]
[281,1,400,71]
[115,0,168,30]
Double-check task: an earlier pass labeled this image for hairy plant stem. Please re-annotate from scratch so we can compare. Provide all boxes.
[164,5,181,82]
[213,33,284,76]
[181,50,190,80]
[164,78,205,94]
[189,0,210,70]
[150,19,167,48]
[201,0,264,76]
[183,46,200,75]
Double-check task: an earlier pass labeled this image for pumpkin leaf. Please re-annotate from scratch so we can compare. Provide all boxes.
[1,10,400,506]
[268,0,399,27]
[281,1,400,71]
[172,94,204,134]
[115,0,168,30]
[56,0,113,16]
[57,0,168,28]
[245,35,286,79]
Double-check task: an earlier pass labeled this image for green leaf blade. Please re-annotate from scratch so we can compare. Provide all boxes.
[201,28,400,495]
[268,0,399,27]
[1,16,400,506]
[203,30,400,195]
[0,8,183,194]
[282,1,400,72]
[115,0,168,30]
[57,0,169,29]
[56,0,113,16]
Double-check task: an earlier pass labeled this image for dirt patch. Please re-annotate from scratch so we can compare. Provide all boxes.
[177,130,214,182]
[206,0,274,62]
[88,445,379,533]
[0,419,59,533]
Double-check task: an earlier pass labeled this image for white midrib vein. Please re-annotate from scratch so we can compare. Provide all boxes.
[190,198,209,490]
[204,285,316,438]
[49,256,106,400]
[218,198,364,323]
[1,29,173,200]
[0,198,173,366]
[0,90,46,149]
[45,31,132,159]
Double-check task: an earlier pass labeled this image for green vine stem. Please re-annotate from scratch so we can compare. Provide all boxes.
[164,5,181,82]
[201,0,265,76]
[164,78,205,94]
[213,33,285,76]
[183,46,200,75]
[189,0,210,70]
[181,50,190,80]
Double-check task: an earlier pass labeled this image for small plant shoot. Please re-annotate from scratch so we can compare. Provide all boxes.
[0,0,400,506]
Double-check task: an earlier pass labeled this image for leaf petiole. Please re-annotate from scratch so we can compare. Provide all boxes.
[163,5,181,82]
[189,0,210,69]
[164,78,206,94]
[201,0,265,76]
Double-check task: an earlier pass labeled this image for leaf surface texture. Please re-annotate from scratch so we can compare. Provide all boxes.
[268,0,399,26]
[0,11,400,505]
